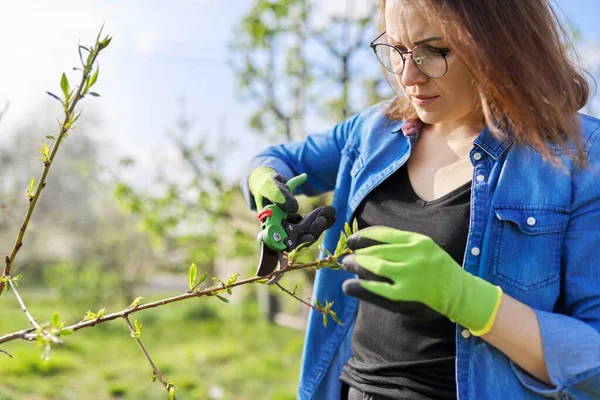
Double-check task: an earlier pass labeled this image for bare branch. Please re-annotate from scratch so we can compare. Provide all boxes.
[0,30,111,296]
[8,278,62,345]
[275,282,319,311]
[0,253,348,345]
[0,349,12,358]
[123,315,175,399]
[9,278,41,330]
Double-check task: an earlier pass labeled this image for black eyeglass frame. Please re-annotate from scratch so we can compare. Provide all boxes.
[369,31,450,79]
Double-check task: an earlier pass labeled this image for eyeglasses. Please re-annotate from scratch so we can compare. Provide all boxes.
[370,31,450,79]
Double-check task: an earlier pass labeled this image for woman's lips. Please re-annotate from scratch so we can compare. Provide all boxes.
[412,96,439,107]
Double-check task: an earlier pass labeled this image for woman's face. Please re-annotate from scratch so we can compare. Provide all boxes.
[385,1,482,127]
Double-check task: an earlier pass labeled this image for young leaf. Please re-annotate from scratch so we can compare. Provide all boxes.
[88,92,100,97]
[344,222,352,238]
[27,177,35,198]
[198,272,208,285]
[333,231,347,258]
[215,295,230,303]
[97,308,106,318]
[329,309,344,326]
[87,67,99,90]
[226,273,239,286]
[286,242,310,265]
[58,328,73,336]
[82,310,97,322]
[51,312,60,329]
[60,73,70,101]
[99,36,112,50]
[127,296,144,309]
[45,91,62,102]
[169,386,176,400]
[45,135,56,141]
[151,373,157,383]
[352,218,359,234]
[189,263,198,290]
[131,319,143,338]
[38,143,50,161]
[71,111,82,125]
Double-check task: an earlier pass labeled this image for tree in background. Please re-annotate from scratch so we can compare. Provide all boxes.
[0,108,154,306]
[231,0,386,143]
[113,0,387,324]
[228,0,388,321]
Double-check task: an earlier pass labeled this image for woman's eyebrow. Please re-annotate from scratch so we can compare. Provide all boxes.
[389,36,444,46]
[414,37,443,45]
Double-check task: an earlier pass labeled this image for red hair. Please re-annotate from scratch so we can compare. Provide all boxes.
[381,0,591,164]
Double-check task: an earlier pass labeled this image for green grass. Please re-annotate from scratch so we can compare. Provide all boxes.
[0,289,305,400]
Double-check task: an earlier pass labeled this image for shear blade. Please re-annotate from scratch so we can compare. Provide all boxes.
[266,253,289,285]
[256,243,280,277]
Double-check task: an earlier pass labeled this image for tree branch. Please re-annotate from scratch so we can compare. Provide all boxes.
[8,277,62,345]
[123,315,175,399]
[0,254,346,345]
[275,282,319,311]
[0,30,111,296]
[0,348,12,358]
[9,278,41,330]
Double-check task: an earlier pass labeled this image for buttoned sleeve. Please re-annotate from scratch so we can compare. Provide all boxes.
[511,123,600,398]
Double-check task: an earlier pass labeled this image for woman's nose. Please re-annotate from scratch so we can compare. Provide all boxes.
[400,55,429,86]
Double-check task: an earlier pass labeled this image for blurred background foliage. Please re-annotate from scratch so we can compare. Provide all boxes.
[0,0,598,399]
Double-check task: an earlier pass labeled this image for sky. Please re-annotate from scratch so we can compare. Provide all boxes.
[0,0,598,188]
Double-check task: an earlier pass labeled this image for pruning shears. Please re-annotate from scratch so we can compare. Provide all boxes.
[255,174,336,284]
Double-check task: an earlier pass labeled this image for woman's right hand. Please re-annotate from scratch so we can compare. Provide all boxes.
[248,167,301,213]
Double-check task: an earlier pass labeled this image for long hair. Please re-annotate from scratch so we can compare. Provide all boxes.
[381,0,592,163]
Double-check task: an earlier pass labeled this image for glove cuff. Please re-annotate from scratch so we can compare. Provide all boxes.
[449,271,504,336]
[469,285,503,336]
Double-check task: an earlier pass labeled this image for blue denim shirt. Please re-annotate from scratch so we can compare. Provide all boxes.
[242,101,600,399]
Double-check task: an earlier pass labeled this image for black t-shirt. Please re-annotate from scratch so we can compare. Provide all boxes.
[339,163,471,400]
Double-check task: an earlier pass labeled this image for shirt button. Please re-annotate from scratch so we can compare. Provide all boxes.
[476,175,485,182]
[471,247,480,256]
[527,217,536,226]
[461,329,471,339]
[473,152,482,161]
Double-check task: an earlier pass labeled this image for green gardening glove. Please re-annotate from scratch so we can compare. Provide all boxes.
[341,226,503,336]
[248,167,303,213]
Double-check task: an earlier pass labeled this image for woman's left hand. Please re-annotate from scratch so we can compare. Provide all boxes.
[341,226,503,336]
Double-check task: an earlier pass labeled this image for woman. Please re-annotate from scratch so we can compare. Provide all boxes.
[243,0,600,398]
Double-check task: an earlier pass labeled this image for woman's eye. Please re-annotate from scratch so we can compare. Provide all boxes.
[422,47,442,55]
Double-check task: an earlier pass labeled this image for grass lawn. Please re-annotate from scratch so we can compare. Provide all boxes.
[0,288,305,400]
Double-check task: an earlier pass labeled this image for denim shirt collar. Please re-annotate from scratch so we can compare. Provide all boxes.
[394,119,515,160]
[473,125,515,160]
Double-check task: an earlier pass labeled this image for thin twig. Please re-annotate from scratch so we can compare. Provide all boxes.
[0,254,344,345]
[123,315,175,399]
[0,31,110,297]
[9,278,41,330]
[0,349,13,358]
[275,283,319,311]
[8,278,61,345]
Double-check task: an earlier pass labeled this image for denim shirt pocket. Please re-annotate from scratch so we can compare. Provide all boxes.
[491,204,569,292]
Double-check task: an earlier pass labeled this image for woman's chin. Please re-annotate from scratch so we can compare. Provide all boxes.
[415,110,442,125]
